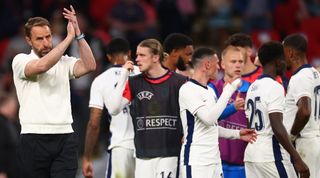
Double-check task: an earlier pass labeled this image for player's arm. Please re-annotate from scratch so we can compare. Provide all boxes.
[82,107,103,177]
[106,61,132,115]
[208,82,239,120]
[72,38,96,78]
[290,96,311,138]
[218,126,256,143]
[24,29,74,78]
[269,112,310,177]
[62,5,96,78]
[219,92,244,120]
[196,79,241,125]
[72,31,96,78]
[219,104,237,120]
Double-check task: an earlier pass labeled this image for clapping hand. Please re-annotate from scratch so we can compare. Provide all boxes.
[62,5,81,37]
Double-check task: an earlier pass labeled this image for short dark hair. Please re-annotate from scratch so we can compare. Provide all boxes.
[283,33,308,54]
[24,17,51,38]
[106,38,130,55]
[163,33,193,53]
[191,47,215,67]
[258,41,284,66]
[224,33,252,48]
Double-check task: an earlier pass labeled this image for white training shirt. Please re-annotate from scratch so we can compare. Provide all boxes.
[12,50,78,134]
[284,64,320,138]
[179,79,222,166]
[244,75,290,162]
[89,66,139,150]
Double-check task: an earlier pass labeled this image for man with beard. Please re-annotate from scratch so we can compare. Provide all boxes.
[11,6,96,178]
[244,41,309,178]
[283,34,320,178]
[163,33,194,76]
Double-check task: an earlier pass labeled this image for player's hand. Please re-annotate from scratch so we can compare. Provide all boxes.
[227,75,242,90]
[82,157,94,178]
[239,129,257,144]
[294,158,310,178]
[63,5,80,37]
[0,172,7,178]
[234,92,245,110]
[123,60,134,72]
[65,21,75,39]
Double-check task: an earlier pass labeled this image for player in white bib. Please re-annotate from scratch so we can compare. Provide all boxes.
[179,47,257,178]
[244,41,309,178]
[283,34,320,178]
[82,38,139,178]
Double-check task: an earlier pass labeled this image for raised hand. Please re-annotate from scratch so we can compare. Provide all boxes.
[123,60,134,72]
[62,5,81,36]
[234,92,245,110]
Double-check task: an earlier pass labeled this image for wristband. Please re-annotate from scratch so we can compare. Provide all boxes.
[75,33,85,40]
[290,134,297,142]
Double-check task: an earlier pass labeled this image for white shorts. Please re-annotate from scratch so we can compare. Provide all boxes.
[245,161,297,178]
[295,136,320,178]
[135,156,178,178]
[180,163,223,178]
[105,147,135,178]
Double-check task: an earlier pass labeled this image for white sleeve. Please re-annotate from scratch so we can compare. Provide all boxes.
[12,54,33,79]
[218,126,240,139]
[291,75,312,104]
[179,84,206,115]
[88,78,104,110]
[196,79,240,126]
[267,83,285,114]
[61,55,79,79]
[106,68,130,115]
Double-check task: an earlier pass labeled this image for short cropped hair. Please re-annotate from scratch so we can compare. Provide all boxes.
[221,46,242,61]
[224,33,253,48]
[163,33,193,53]
[282,33,308,54]
[106,38,130,55]
[191,47,215,67]
[258,41,284,66]
[24,17,51,38]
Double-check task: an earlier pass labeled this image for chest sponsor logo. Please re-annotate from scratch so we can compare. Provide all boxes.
[136,115,178,131]
[137,91,154,100]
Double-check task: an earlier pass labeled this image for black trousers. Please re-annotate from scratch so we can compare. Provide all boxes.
[17,133,78,178]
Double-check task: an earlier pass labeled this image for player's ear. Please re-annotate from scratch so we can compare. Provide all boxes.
[107,54,115,64]
[205,59,211,70]
[127,50,132,60]
[220,58,226,70]
[171,49,180,58]
[25,36,32,47]
[287,47,296,59]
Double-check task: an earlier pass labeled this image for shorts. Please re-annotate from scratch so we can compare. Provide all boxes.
[295,136,320,178]
[135,156,179,178]
[180,163,223,178]
[105,147,135,178]
[245,161,297,178]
